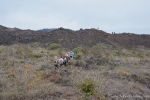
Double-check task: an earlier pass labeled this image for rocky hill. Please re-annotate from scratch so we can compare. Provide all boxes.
[0,25,150,49]
[0,25,150,100]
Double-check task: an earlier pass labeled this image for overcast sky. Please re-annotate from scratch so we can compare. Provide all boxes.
[0,0,150,34]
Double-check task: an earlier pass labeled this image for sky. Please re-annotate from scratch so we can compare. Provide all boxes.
[0,0,150,34]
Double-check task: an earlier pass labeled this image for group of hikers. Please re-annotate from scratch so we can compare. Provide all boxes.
[54,51,73,70]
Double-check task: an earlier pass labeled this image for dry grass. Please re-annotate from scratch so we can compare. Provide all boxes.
[0,44,61,99]
[116,68,131,77]
[0,43,150,100]
[70,68,109,99]
[0,62,57,99]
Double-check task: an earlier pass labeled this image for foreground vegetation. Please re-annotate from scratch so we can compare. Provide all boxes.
[0,43,150,100]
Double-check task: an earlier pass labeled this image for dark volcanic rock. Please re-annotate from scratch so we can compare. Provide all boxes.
[0,25,150,49]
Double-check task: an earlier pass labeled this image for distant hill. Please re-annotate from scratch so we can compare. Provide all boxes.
[0,25,150,49]
[38,28,57,32]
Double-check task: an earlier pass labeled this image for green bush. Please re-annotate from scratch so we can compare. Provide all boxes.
[126,50,137,57]
[113,50,120,56]
[20,60,25,63]
[30,53,41,58]
[100,44,108,49]
[68,60,74,65]
[73,46,83,54]
[77,78,96,99]
[74,53,83,59]
[86,41,92,47]
[31,42,39,47]
[50,43,60,50]
[49,50,58,57]
[137,52,144,58]
[82,47,88,54]
[75,60,84,66]
[90,45,102,57]
[100,56,108,65]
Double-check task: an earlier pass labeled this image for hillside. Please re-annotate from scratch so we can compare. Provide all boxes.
[0,25,150,100]
[38,28,57,32]
[0,25,150,49]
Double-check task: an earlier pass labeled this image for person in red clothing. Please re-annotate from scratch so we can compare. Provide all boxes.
[62,55,65,59]
[63,56,67,66]
[67,52,70,60]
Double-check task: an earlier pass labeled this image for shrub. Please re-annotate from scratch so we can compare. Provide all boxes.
[99,66,107,70]
[77,78,96,99]
[100,44,108,49]
[96,94,106,100]
[50,43,60,50]
[137,52,145,58]
[73,46,83,54]
[68,60,74,65]
[58,38,63,44]
[20,60,25,63]
[31,42,39,47]
[49,50,58,57]
[117,69,130,77]
[30,53,41,58]
[100,56,108,65]
[86,41,92,47]
[113,50,121,56]
[58,48,64,55]
[74,53,83,59]
[75,60,84,66]
[82,47,89,55]
[45,42,50,46]
[133,65,139,68]
[126,50,137,57]
[90,45,102,58]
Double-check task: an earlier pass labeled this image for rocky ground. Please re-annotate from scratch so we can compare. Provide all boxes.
[0,43,150,100]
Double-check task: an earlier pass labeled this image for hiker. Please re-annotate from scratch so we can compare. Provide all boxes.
[59,57,64,67]
[67,52,70,60]
[54,56,59,70]
[70,51,73,58]
[65,53,69,63]
[63,56,67,66]
[62,55,65,59]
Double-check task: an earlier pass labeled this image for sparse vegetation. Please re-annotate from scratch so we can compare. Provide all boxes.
[74,52,83,59]
[73,46,83,54]
[31,42,39,47]
[68,59,74,65]
[0,42,150,100]
[50,43,60,50]
[117,68,131,77]
[77,78,96,99]
[1,24,150,99]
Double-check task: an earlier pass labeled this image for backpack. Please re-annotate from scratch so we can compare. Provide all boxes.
[54,60,58,65]
[59,58,63,64]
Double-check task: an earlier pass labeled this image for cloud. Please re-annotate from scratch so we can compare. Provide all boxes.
[4,12,79,30]
[0,0,150,34]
